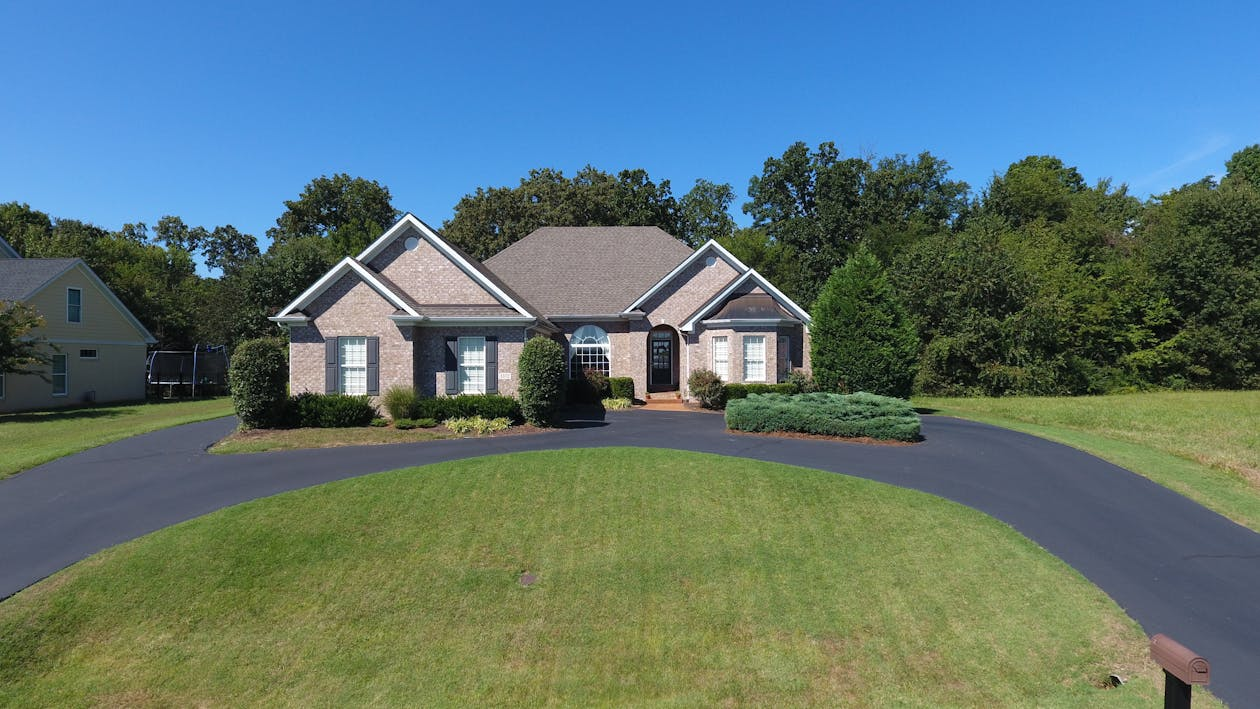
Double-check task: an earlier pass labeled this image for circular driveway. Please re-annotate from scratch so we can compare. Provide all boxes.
[1,410,1256,705]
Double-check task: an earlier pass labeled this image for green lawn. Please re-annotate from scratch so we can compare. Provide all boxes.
[0,449,1197,707]
[917,391,1260,532]
[0,398,235,479]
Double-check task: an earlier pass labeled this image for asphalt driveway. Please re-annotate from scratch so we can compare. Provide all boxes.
[1,410,1256,705]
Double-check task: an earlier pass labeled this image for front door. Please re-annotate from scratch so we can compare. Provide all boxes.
[650,332,672,387]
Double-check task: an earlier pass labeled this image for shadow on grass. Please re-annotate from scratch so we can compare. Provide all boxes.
[1,407,128,424]
[914,407,941,415]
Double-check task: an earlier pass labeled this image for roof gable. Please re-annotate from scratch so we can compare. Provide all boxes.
[271,257,422,320]
[0,235,19,259]
[680,269,812,332]
[623,240,750,313]
[355,213,538,319]
[0,259,157,343]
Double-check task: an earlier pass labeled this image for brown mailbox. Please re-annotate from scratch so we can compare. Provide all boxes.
[1150,634,1210,685]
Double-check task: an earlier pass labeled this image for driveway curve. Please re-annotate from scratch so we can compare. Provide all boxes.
[1,410,1257,705]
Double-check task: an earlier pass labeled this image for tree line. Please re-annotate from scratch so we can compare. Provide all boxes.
[3,142,1258,395]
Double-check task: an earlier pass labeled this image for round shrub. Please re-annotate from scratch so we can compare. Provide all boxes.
[229,337,289,429]
[518,336,566,426]
[609,377,636,401]
[688,369,725,409]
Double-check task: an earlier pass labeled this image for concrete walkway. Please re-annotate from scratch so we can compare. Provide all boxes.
[1,410,1256,705]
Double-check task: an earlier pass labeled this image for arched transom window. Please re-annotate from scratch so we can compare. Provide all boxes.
[570,324,611,377]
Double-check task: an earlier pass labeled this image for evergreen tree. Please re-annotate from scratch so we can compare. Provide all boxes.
[810,246,919,398]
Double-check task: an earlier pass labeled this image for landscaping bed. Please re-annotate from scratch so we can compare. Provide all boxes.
[726,392,921,442]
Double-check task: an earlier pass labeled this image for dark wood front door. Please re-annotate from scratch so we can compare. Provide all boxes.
[650,333,672,386]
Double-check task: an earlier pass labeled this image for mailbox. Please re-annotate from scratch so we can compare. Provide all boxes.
[1150,634,1210,685]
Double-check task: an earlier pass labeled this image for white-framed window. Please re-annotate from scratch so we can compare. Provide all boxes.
[52,353,68,396]
[459,336,487,394]
[79,349,98,359]
[339,336,367,395]
[569,324,611,377]
[67,288,82,323]
[743,336,766,382]
[712,336,729,380]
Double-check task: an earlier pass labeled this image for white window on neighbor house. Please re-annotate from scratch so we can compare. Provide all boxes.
[743,336,766,382]
[339,336,367,395]
[459,337,487,394]
[79,349,98,359]
[51,354,68,396]
[712,336,729,380]
[569,324,611,377]
[67,288,82,323]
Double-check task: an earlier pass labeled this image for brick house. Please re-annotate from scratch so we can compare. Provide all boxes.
[271,214,811,403]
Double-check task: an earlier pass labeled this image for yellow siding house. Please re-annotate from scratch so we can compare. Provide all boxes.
[0,235,156,412]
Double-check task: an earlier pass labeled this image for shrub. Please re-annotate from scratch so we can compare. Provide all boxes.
[291,392,378,428]
[723,382,799,402]
[608,376,636,401]
[601,397,632,410]
[369,417,389,427]
[415,417,438,428]
[444,416,512,435]
[411,394,521,422]
[688,369,725,409]
[811,245,919,398]
[518,336,566,425]
[568,368,610,404]
[393,418,419,430]
[725,392,920,442]
[229,337,289,429]
[381,385,418,420]
[786,369,819,393]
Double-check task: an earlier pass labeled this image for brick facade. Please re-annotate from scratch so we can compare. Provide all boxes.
[281,221,812,410]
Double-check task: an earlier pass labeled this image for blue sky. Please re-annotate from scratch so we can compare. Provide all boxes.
[2,1,1257,246]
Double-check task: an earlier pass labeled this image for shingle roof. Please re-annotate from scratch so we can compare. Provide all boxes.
[0,259,78,300]
[415,304,520,318]
[484,226,694,316]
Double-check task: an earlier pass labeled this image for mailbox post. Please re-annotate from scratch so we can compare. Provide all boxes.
[1150,634,1209,709]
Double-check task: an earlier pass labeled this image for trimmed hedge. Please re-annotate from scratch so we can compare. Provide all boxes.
[229,338,289,429]
[290,392,379,428]
[518,336,566,426]
[411,394,521,423]
[725,392,921,442]
[722,382,799,402]
[609,377,635,401]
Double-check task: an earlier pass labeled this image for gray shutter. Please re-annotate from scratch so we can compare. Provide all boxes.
[485,337,498,394]
[325,339,338,393]
[445,337,459,395]
[366,337,379,395]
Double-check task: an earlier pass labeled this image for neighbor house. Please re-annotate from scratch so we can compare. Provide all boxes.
[270,214,810,403]
[0,236,157,412]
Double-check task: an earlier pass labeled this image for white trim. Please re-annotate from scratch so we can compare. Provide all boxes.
[700,318,800,327]
[547,314,634,322]
[355,213,534,319]
[268,315,312,326]
[66,287,83,324]
[711,335,729,381]
[51,353,68,396]
[622,240,750,313]
[16,261,156,344]
[0,235,18,258]
[457,336,487,395]
[44,338,148,346]
[273,257,422,319]
[679,269,812,333]
[388,315,535,326]
[742,335,767,382]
